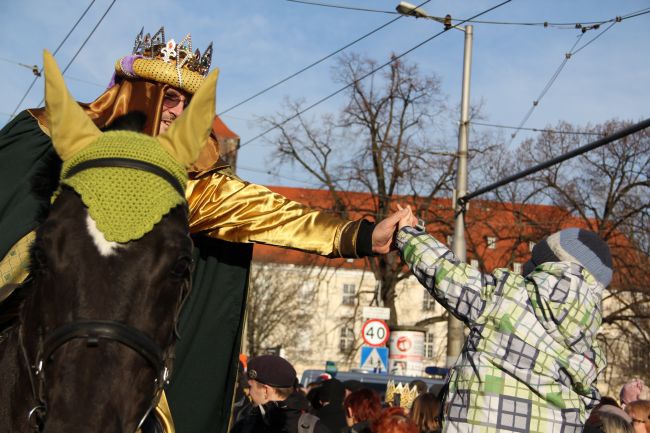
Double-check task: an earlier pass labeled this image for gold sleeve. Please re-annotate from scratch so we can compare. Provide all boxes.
[186,169,363,258]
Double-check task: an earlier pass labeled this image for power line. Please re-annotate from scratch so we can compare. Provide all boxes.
[9,0,98,117]
[218,0,432,116]
[287,0,397,15]
[288,0,650,29]
[508,18,625,143]
[471,121,602,136]
[224,2,650,142]
[1,56,105,88]
[237,164,318,186]
[37,0,118,107]
[228,0,514,157]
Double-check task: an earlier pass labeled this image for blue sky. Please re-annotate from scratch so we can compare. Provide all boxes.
[1,0,649,187]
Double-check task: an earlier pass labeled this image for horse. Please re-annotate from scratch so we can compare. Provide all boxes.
[0,50,218,432]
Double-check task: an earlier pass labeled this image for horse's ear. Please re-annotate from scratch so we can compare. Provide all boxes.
[43,50,101,161]
[156,68,218,167]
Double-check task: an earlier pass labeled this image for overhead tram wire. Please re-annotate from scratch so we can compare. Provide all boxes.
[508,33,584,144]
[1,56,104,88]
[220,3,650,122]
[10,0,98,118]
[288,0,650,29]
[226,0,514,158]
[508,19,627,144]
[37,0,118,107]
[237,165,318,186]
[218,0,433,116]
[471,121,602,136]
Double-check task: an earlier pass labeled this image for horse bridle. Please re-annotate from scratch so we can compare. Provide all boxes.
[23,157,190,432]
[27,320,174,430]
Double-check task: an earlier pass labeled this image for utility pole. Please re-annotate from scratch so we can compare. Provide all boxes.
[395,2,473,367]
[448,25,473,367]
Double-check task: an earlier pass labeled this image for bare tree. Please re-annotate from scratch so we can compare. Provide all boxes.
[474,120,650,389]
[263,53,459,325]
[246,262,324,357]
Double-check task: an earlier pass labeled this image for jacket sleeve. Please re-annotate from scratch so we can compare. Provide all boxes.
[186,168,372,258]
[396,226,499,324]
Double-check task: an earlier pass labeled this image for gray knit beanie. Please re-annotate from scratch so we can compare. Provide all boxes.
[522,228,613,287]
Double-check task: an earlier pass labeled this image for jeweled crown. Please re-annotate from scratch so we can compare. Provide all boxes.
[384,380,419,409]
[132,27,212,76]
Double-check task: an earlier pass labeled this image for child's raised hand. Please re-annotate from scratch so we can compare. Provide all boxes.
[396,204,417,230]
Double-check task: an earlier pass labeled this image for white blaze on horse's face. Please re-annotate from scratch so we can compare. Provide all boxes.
[85,212,124,256]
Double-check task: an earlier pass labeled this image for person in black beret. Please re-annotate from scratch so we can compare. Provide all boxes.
[229,355,332,433]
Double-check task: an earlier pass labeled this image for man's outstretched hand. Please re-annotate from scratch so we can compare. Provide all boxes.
[371,206,418,254]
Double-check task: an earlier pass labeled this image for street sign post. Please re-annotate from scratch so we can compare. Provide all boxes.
[360,346,389,374]
[361,318,390,347]
[362,306,390,320]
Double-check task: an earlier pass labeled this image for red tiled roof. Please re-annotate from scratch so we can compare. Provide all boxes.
[212,115,238,140]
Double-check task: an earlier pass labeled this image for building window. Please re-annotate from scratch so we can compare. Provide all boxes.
[487,237,497,250]
[339,325,355,352]
[342,283,356,305]
[422,289,435,311]
[470,259,479,269]
[424,332,435,359]
[297,328,311,352]
[529,241,536,252]
[513,262,522,274]
[300,281,315,298]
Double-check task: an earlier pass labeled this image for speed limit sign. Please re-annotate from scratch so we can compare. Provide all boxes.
[361,319,390,347]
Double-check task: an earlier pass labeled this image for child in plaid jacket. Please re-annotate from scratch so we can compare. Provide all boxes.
[395,208,612,433]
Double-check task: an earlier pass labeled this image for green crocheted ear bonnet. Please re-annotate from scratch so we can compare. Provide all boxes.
[59,130,188,243]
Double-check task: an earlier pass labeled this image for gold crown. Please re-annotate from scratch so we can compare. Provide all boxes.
[384,380,419,409]
[115,27,214,94]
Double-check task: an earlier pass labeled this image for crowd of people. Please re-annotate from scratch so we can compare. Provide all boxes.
[229,353,649,433]
[229,354,443,433]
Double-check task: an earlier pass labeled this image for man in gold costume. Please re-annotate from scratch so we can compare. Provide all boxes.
[0,28,411,433]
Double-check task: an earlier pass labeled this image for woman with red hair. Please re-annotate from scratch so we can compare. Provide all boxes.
[372,407,419,433]
[344,388,382,433]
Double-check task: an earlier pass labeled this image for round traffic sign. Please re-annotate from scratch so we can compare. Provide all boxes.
[361,319,390,347]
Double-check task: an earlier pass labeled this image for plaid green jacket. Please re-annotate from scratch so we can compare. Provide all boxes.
[396,227,606,433]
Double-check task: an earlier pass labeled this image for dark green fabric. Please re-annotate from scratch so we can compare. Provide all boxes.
[0,111,56,260]
[167,236,252,433]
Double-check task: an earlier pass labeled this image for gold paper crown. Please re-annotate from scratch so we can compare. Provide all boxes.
[115,26,214,94]
[384,380,419,409]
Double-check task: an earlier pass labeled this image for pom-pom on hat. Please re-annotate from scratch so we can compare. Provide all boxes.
[523,228,613,287]
[247,355,297,388]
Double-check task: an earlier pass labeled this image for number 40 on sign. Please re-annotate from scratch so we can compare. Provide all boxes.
[361,319,390,347]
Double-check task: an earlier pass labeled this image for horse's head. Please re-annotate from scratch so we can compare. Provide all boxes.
[17,51,218,432]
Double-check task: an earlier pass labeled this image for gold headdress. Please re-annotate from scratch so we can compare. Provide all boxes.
[384,380,419,409]
[115,27,214,94]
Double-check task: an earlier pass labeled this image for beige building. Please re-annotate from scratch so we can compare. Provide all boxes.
[247,260,449,378]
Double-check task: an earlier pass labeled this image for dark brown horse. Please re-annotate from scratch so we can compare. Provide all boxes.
[0,51,218,433]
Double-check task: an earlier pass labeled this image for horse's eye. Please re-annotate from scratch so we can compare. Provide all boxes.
[170,256,192,279]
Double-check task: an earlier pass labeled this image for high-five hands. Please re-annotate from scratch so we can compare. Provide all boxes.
[396,204,416,231]
[371,205,418,254]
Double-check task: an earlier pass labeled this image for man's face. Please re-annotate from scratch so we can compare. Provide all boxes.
[159,87,190,133]
[248,379,269,406]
